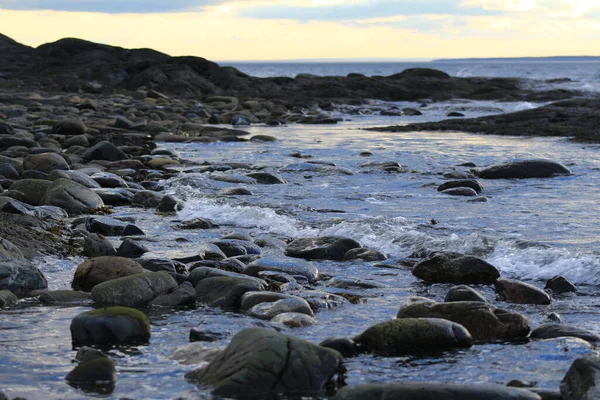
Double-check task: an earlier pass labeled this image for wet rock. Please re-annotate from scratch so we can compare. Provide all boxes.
[531,324,600,342]
[354,318,472,356]
[543,312,564,324]
[475,159,571,179]
[0,289,18,308]
[438,179,484,193]
[150,281,196,308]
[195,276,266,309]
[176,218,214,230]
[445,285,489,303]
[245,254,319,282]
[171,342,221,365]
[240,291,299,312]
[0,163,20,180]
[441,187,479,196]
[136,257,187,274]
[91,271,178,307]
[326,277,388,290]
[23,153,69,174]
[250,135,276,142]
[333,383,542,400]
[212,239,261,257]
[131,190,163,208]
[83,233,116,257]
[121,224,145,236]
[48,169,101,188]
[70,306,151,346]
[412,252,500,284]
[82,141,127,162]
[245,171,286,184]
[90,171,128,188]
[560,355,600,400]
[86,216,128,236]
[217,187,253,196]
[93,188,134,206]
[116,238,149,258]
[65,357,116,394]
[495,278,552,305]
[402,107,423,116]
[343,247,387,261]
[448,111,465,117]
[545,275,576,294]
[11,179,55,206]
[185,327,343,398]
[72,256,145,292]
[286,236,361,261]
[397,301,530,342]
[75,346,108,363]
[0,259,47,296]
[0,237,25,260]
[156,194,181,213]
[271,312,316,327]
[40,178,104,215]
[190,327,228,343]
[38,290,91,305]
[248,297,314,320]
[297,290,349,310]
[320,337,358,358]
[52,119,87,136]
[394,68,451,79]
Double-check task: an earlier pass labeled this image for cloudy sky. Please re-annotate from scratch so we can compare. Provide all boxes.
[0,0,598,60]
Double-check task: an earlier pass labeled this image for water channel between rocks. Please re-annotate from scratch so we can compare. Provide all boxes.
[2,102,600,399]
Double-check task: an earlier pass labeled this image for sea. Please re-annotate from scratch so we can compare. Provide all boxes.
[2,61,600,399]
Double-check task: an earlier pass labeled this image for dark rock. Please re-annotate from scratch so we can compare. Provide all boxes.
[333,383,542,400]
[413,253,500,284]
[438,179,484,193]
[475,159,571,179]
[114,116,135,130]
[131,190,163,208]
[393,68,451,79]
[156,195,181,213]
[116,238,149,258]
[75,346,107,363]
[121,224,145,236]
[0,163,20,180]
[48,169,101,188]
[0,289,18,308]
[8,179,53,206]
[86,216,128,236]
[90,172,128,188]
[271,312,316,327]
[72,256,145,292]
[545,275,576,294]
[445,285,489,303]
[82,141,127,162]
[83,233,116,257]
[0,237,25,260]
[38,290,91,305]
[23,153,69,174]
[177,218,214,230]
[40,178,104,215]
[65,357,116,394]
[285,236,361,261]
[397,301,530,342]
[217,187,253,196]
[447,111,465,117]
[52,119,87,136]
[245,171,286,184]
[240,291,298,312]
[93,188,134,206]
[250,135,276,142]
[560,356,600,400]
[320,337,358,358]
[495,278,552,305]
[0,259,47,296]
[441,187,478,196]
[248,297,314,320]
[185,327,343,398]
[195,276,266,309]
[402,107,423,116]
[91,271,178,306]
[354,318,473,356]
[70,306,151,346]
[531,324,600,342]
[136,257,187,274]
[212,239,261,257]
[245,254,319,282]
[150,281,196,307]
[343,248,387,261]
[190,327,228,342]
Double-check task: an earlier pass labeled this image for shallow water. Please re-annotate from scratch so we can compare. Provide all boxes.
[2,100,600,399]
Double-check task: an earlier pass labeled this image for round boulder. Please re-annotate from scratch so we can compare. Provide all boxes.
[412,253,500,284]
[72,256,145,292]
[23,153,69,174]
[70,306,151,346]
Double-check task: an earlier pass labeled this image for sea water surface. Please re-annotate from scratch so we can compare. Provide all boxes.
[2,82,600,398]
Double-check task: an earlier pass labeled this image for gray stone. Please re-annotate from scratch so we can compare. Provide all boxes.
[495,278,552,305]
[9,179,53,205]
[531,324,600,342]
[85,216,128,236]
[246,254,319,282]
[82,141,127,162]
[0,237,24,260]
[445,285,489,303]
[38,290,91,305]
[91,271,178,307]
[248,297,314,320]
[195,276,267,309]
[131,190,163,208]
[23,153,69,174]
[245,171,286,184]
[412,252,500,284]
[0,289,18,308]
[116,238,149,258]
[72,256,145,292]
[561,355,600,400]
[545,275,576,294]
[52,119,87,136]
[0,259,47,296]
[441,187,478,196]
[48,169,101,188]
[286,236,361,261]
[70,306,150,346]
[83,233,116,258]
[40,178,104,216]
[438,179,484,193]
[150,282,196,307]
[475,159,571,179]
[65,357,116,392]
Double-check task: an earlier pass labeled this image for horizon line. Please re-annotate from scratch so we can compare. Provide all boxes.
[218,55,600,63]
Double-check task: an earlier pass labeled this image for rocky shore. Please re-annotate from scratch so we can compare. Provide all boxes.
[1,34,599,400]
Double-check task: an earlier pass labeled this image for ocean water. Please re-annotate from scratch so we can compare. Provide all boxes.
[2,62,600,399]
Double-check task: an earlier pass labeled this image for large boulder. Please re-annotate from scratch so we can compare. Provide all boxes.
[561,356,600,400]
[245,254,319,282]
[0,259,47,296]
[195,276,266,309]
[185,327,343,398]
[23,153,69,174]
[39,178,104,215]
[333,383,541,400]
[412,253,500,284]
[475,159,571,179]
[70,306,151,346]
[396,301,530,342]
[354,318,473,356]
[285,236,361,261]
[91,271,177,307]
[8,179,53,206]
[82,141,127,162]
[495,278,552,305]
[531,324,600,342]
[72,256,145,292]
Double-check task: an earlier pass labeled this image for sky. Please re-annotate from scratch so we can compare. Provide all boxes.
[0,0,599,61]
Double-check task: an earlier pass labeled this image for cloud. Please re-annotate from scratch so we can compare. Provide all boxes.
[0,0,214,13]
[235,0,503,21]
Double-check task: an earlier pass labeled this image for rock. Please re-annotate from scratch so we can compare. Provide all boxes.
[217,187,253,196]
[250,135,276,142]
[445,285,489,303]
[285,236,361,261]
[354,318,472,356]
[72,256,145,292]
[23,153,69,174]
[475,159,571,179]
[438,179,484,193]
[185,327,343,398]
[447,111,465,117]
[82,141,127,162]
[495,278,552,305]
[65,357,116,394]
[531,324,600,342]
[177,218,214,230]
[561,356,600,400]
[271,312,316,327]
[212,239,261,257]
[0,237,25,260]
[320,337,358,358]
[116,238,148,258]
[393,68,451,79]
[38,290,91,305]
[171,342,221,365]
[240,291,299,312]
[327,276,388,290]
[75,346,108,363]
[70,306,151,346]
[248,297,314,320]
[441,187,478,196]
[333,383,542,400]
[343,248,387,261]
[0,259,47,296]
[245,254,319,282]
[114,116,135,130]
[21,169,50,180]
[40,178,104,216]
[90,171,128,188]
[136,257,187,274]
[121,224,145,236]
[543,312,565,324]
[397,301,530,342]
[545,275,576,294]
[0,289,18,308]
[195,276,267,309]
[131,190,163,208]
[52,119,87,136]
[412,253,500,284]
[91,271,178,307]
[86,216,128,236]
[48,169,101,188]
[150,281,196,307]
[0,163,20,180]
[245,171,286,184]
[156,194,181,213]
[83,233,116,257]
[93,188,134,206]
[402,107,423,116]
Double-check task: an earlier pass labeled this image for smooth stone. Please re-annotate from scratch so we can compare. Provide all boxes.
[82,141,127,162]
[217,187,253,196]
[65,358,116,394]
[131,190,163,208]
[150,281,196,307]
[91,271,178,307]
[320,337,358,358]
[52,119,87,136]
[412,252,500,284]
[271,312,316,327]
[75,346,108,363]
[245,171,286,184]
[72,256,145,292]
[185,327,343,398]
[245,254,319,282]
[296,290,349,310]
[86,216,128,236]
[438,179,484,193]
[136,257,187,274]
[248,297,314,320]
[0,289,18,308]
[93,188,134,206]
[445,285,489,303]
[441,187,478,196]
[176,218,214,230]
[40,178,104,215]
[156,194,181,213]
[212,239,261,257]
[0,163,20,180]
[195,276,266,309]
[170,342,221,365]
[475,159,571,179]
[354,318,473,356]
[326,277,388,290]
[83,233,116,258]
[561,355,600,400]
[70,306,150,346]
[0,237,24,260]
[48,169,101,188]
[343,248,387,261]
[545,275,576,294]
[531,324,600,342]
[90,172,128,188]
[116,238,149,258]
[0,259,47,296]
[495,278,552,305]
[286,236,361,261]
[38,290,91,305]
[9,179,53,206]
[240,291,298,312]
[23,152,69,174]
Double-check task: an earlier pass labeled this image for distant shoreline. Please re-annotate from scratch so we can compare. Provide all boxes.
[432,56,600,63]
[221,56,600,64]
